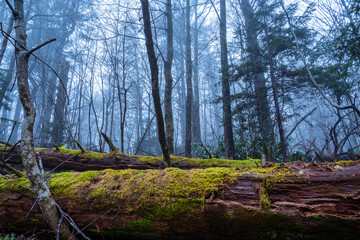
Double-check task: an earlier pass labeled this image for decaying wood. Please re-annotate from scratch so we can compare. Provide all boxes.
[0,161,359,239]
[100,132,118,152]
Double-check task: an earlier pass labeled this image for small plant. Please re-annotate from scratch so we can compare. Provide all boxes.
[0,234,15,240]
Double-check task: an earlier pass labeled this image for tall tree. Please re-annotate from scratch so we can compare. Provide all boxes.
[140,0,171,167]
[185,0,193,157]
[220,0,235,159]
[5,0,73,237]
[240,0,273,161]
[164,0,174,154]
[192,0,201,144]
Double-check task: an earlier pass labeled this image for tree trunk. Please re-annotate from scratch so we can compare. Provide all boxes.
[240,0,273,161]
[220,0,235,159]
[264,24,287,162]
[9,0,73,238]
[9,98,22,144]
[0,16,14,65]
[51,57,70,145]
[0,53,15,109]
[185,0,193,157]
[192,0,201,144]
[141,0,171,167]
[1,161,360,239]
[164,0,175,154]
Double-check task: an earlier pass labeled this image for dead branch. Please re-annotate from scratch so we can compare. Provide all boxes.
[100,132,119,152]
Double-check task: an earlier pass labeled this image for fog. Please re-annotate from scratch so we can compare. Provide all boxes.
[1,0,359,162]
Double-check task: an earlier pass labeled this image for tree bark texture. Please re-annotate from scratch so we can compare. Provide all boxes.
[141,0,171,167]
[10,0,73,237]
[164,0,174,154]
[220,0,235,159]
[1,161,360,240]
[185,0,193,157]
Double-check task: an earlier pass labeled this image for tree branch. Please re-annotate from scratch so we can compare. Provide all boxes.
[4,0,16,17]
[280,1,360,117]
[285,108,317,141]
[27,38,56,56]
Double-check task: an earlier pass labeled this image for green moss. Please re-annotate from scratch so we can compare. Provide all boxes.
[0,175,31,193]
[331,160,360,167]
[48,171,101,196]
[58,146,81,156]
[259,187,270,210]
[34,148,48,152]
[124,219,154,233]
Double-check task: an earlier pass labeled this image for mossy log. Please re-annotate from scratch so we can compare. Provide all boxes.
[0,161,360,239]
[1,145,260,172]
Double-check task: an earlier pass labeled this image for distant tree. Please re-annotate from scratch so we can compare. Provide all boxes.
[141,0,171,167]
[164,0,175,154]
[185,0,193,157]
[220,0,235,159]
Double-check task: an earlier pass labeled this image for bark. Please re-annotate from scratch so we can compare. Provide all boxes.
[164,0,174,154]
[240,0,272,161]
[141,0,171,167]
[185,0,193,157]
[220,0,235,159]
[8,0,73,238]
[1,161,360,239]
[192,0,201,144]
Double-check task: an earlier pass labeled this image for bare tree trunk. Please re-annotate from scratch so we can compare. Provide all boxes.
[140,0,171,167]
[51,57,69,145]
[220,0,235,159]
[185,0,193,157]
[7,0,73,237]
[164,0,174,154]
[240,0,272,161]
[10,98,22,144]
[264,24,287,162]
[0,53,15,109]
[0,16,13,65]
[192,0,201,144]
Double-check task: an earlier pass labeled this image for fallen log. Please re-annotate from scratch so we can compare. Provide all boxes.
[1,145,260,172]
[0,161,359,239]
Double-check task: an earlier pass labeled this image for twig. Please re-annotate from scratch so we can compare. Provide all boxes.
[26,198,38,218]
[199,141,213,159]
[280,1,360,117]
[27,38,56,56]
[285,108,317,140]
[0,25,69,105]
[47,152,81,174]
